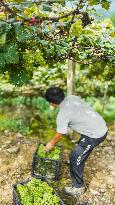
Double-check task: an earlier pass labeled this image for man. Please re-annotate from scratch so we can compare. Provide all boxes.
[44,87,108,196]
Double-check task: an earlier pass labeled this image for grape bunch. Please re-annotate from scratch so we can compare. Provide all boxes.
[37,144,61,160]
[70,19,83,37]
[16,178,60,205]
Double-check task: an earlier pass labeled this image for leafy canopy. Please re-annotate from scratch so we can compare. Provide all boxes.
[0,0,114,85]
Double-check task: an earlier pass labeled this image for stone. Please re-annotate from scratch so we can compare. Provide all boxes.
[1,141,12,149]
[6,146,20,154]
[5,140,12,145]
[1,144,8,149]
[4,130,11,137]
[16,132,24,139]
[89,188,100,195]
[110,171,115,177]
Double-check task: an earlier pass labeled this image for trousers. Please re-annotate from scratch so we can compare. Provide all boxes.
[69,132,107,188]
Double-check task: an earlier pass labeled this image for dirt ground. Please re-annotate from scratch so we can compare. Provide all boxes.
[0,123,115,205]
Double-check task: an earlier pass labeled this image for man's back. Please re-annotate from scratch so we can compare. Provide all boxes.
[57,95,108,138]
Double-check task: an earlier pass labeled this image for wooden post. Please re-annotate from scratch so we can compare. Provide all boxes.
[67,59,76,95]
[67,59,76,139]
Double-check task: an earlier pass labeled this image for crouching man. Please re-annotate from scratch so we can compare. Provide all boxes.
[44,87,108,196]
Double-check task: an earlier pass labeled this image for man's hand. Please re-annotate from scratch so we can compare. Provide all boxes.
[45,141,54,152]
[45,132,62,152]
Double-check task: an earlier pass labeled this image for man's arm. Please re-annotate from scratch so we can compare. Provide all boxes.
[45,132,62,151]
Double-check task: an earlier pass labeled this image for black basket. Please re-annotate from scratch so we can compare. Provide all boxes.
[31,143,62,181]
[13,177,65,205]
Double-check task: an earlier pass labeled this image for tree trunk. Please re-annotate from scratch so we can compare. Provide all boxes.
[67,59,76,95]
[67,59,76,140]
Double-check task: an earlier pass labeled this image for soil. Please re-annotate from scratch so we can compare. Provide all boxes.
[0,123,115,205]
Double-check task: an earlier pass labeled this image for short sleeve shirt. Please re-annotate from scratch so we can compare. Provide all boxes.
[56,95,108,138]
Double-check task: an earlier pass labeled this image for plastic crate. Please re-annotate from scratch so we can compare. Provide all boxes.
[13,177,65,205]
[31,143,62,180]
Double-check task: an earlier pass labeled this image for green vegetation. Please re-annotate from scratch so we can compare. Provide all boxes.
[0,0,114,85]
[86,96,115,122]
[0,1,114,204]
[0,94,114,138]
[0,1,114,133]
[0,96,58,135]
[37,144,61,160]
[0,115,30,135]
[16,178,60,205]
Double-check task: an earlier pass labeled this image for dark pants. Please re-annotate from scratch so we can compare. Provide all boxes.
[69,132,107,188]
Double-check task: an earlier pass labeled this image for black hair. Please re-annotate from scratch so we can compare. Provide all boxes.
[45,87,65,104]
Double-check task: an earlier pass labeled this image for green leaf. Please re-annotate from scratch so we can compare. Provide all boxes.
[14,23,33,42]
[101,0,110,10]
[0,33,6,45]
[79,52,87,60]
[5,44,19,64]
[0,53,6,68]
[10,70,32,86]
[42,4,51,12]
[0,21,7,35]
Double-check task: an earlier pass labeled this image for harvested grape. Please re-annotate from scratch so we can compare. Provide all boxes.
[37,144,61,160]
[16,178,60,205]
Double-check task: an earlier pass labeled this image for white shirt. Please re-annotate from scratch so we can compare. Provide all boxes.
[56,95,108,138]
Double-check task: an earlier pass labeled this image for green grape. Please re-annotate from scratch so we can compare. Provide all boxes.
[23,49,46,72]
[16,178,60,205]
[36,144,61,178]
[70,19,83,37]
[17,184,28,198]
[37,144,61,160]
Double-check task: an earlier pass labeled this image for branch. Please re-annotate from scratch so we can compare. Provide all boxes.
[48,8,80,21]
[1,1,82,23]
[0,1,16,16]
[1,0,92,30]
[25,8,80,22]
[0,1,26,20]
[67,56,112,65]
[6,0,68,6]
